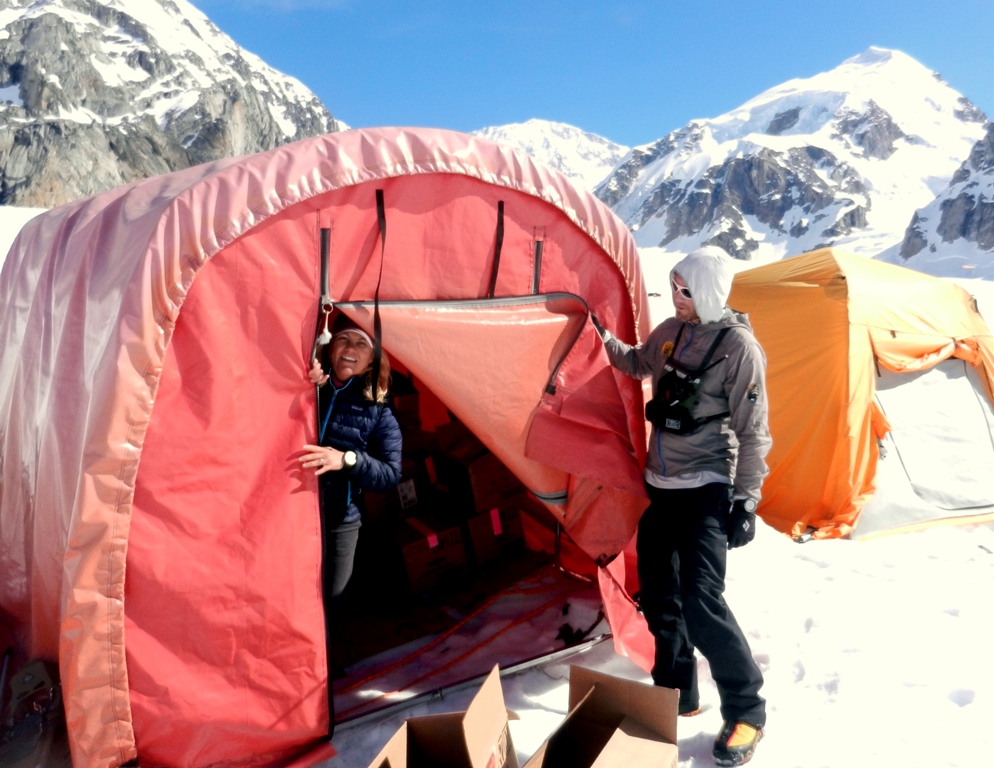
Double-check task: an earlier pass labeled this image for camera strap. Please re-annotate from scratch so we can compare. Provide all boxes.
[650,325,732,434]
[662,325,730,381]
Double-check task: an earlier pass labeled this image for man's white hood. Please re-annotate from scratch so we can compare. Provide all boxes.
[671,247,734,324]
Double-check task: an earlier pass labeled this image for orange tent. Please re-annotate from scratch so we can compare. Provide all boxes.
[0,128,652,768]
[729,248,994,539]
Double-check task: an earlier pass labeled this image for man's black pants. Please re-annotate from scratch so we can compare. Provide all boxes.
[636,482,766,727]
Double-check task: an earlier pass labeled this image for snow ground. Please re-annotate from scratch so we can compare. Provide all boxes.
[322,520,994,768]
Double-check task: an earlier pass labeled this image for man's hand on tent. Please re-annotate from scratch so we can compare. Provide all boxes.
[727,500,757,549]
[308,358,329,385]
[300,444,346,475]
[590,312,607,339]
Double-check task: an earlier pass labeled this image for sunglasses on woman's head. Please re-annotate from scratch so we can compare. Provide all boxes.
[670,279,692,299]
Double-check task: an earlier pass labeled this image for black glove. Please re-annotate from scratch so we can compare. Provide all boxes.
[727,500,757,549]
[590,312,607,339]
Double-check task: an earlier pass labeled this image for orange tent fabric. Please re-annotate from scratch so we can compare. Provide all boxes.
[729,248,994,539]
[0,128,651,767]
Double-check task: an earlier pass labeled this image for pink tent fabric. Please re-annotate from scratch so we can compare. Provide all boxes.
[0,127,652,767]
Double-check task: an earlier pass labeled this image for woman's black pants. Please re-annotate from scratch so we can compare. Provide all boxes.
[636,482,766,727]
[326,516,362,603]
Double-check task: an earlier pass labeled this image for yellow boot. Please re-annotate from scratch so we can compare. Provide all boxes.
[713,720,763,766]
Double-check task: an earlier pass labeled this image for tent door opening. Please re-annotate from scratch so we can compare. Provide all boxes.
[325,294,605,715]
[857,358,994,537]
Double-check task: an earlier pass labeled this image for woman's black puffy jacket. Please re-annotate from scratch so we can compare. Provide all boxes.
[318,375,403,525]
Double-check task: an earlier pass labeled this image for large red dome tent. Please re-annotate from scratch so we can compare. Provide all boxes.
[0,128,654,767]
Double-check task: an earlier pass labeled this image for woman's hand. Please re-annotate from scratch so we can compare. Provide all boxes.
[308,358,329,386]
[300,444,345,475]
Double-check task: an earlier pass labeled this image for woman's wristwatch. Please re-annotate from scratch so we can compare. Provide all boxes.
[342,450,357,469]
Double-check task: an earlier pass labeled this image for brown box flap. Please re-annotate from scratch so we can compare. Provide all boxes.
[568,666,678,746]
[588,716,678,768]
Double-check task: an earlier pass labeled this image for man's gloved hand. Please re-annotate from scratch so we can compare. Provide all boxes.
[590,312,607,339]
[727,499,758,549]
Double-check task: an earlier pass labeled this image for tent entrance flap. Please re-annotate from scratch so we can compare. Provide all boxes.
[857,359,994,537]
[335,295,585,502]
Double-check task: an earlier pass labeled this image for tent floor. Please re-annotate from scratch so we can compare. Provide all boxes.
[331,543,605,724]
[333,542,555,670]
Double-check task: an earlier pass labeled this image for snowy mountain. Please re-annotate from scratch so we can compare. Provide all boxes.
[880,123,994,276]
[0,0,339,207]
[596,47,989,261]
[474,119,629,191]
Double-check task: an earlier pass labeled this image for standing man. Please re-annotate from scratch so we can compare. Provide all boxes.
[595,247,772,767]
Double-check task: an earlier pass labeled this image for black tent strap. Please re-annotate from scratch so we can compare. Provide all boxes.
[486,201,505,299]
[531,227,546,295]
[311,227,333,363]
[532,241,544,295]
[371,190,387,398]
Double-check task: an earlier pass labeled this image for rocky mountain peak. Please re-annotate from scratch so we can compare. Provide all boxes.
[595,47,988,261]
[0,0,339,206]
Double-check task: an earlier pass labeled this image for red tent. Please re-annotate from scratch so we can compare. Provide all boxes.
[0,127,653,767]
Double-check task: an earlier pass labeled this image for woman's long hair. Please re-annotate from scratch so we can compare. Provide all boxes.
[362,352,391,403]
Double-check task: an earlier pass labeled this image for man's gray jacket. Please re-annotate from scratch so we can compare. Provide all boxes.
[601,308,772,500]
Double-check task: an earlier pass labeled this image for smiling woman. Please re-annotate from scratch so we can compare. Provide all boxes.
[301,313,402,604]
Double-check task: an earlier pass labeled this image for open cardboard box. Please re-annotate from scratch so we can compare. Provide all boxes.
[367,665,518,768]
[523,665,678,768]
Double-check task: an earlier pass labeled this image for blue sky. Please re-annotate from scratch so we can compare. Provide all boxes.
[196,0,994,148]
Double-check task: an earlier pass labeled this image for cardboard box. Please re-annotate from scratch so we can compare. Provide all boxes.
[435,419,488,464]
[387,510,466,593]
[368,665,519,768]
[523,666,678,768]
[401,427,439,460]
[465,498,525,566]
[436,451,525,514]
[363,457,434,523]
[393,392,422,431]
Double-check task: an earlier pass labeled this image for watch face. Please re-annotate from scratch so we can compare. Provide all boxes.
[743,498,758,513]
[344,451,356,467]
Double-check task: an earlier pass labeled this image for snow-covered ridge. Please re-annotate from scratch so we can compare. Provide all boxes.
[474,119,629,191]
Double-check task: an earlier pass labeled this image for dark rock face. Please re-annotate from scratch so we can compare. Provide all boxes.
[937,193,994,250]
[899,212,930,258]
[832,101,907,160]
[599,137,869,260]
[595,130,684,208]
[767,108,801,135]
[0,0,339,206]
[899,123,994,258]
[951,123,994,184]
[954,97,988,125]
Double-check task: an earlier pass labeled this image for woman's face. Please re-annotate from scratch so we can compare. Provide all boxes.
[330,331,373,382]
